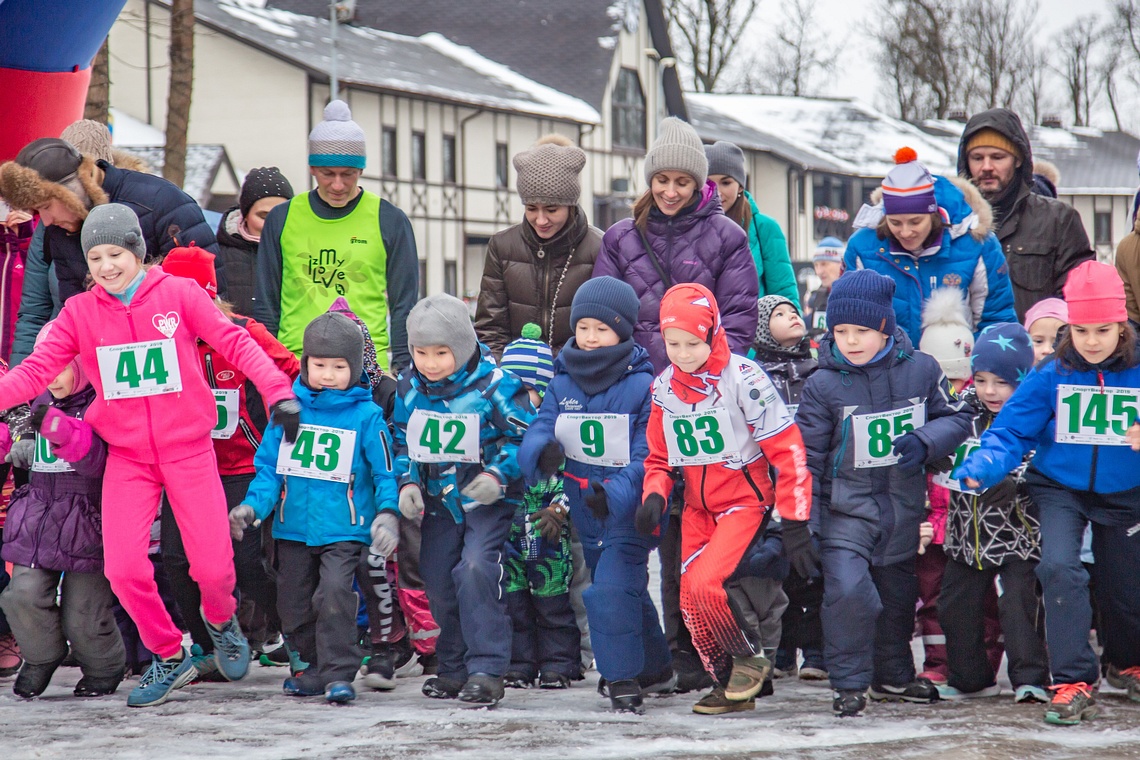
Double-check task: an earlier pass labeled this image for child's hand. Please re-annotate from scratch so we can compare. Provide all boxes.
[229,505,255,541]
[530,496,568,542]
[1128,421,1140,451]
[918,521,933,555]
[585,481,609,520]
[635,493,666,535]
[461,472,503,508]
[398,485,424,519]
[537,441,564,478]
[963,477,982,490]
[370,511,399,557]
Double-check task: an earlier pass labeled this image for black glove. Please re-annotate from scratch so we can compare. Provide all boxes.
[537,441,564,478]
[635,493,666,535]
[893,433,928,476]
[30,404,49,432]
[781,519,820,579]
[271,398,301,443]
[585,481,609,521]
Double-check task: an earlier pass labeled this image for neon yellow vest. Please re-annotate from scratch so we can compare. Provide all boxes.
[278,191,389,369]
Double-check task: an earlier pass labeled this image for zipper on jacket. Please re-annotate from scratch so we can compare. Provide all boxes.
[1089,371,1106,491]
[831,418,850,479]
[699,465,709,511]
[238,418,259,450]
[205,352,218,389]
[124,305,163,462]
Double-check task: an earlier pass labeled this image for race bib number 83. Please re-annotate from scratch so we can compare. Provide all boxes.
[276,424,356,482]
[1056,384,1137,446]
[852,403,926,469]
[664,407,740,466]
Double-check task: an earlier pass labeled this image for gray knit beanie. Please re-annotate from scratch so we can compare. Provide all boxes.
[61,120,114,165]
[407,293,478,368]
[308,100,366,170]
[301,311,365,387]
[704,141,746,187]
[81,203,146,259]
[513,137,587,206]
[644,117,708,187]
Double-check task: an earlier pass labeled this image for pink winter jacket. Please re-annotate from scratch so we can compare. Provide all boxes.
[0,267,294,463]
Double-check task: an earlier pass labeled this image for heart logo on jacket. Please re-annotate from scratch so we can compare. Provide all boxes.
[153,312,181,338]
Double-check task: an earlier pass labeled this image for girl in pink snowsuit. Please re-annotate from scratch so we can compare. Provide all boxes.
[0,204,297,707]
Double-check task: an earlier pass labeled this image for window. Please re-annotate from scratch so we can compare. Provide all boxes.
[612,68,646,150]
[411,131,426,181]
[382,127,397,178]
[811,174,855,240]
[495,142,509,188]
[444,261,458,296]
[1095,211,1112,247]
[442,134,457,183]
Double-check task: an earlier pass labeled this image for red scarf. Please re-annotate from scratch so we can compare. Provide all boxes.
[660,283,731,404]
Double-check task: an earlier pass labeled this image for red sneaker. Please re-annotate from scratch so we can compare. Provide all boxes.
[0,633,23,677]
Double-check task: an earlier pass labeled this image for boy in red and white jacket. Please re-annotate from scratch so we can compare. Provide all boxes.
[636,283,815,715]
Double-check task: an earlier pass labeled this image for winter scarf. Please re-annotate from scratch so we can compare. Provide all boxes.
[559,337,635,395]
[659,282,730,403]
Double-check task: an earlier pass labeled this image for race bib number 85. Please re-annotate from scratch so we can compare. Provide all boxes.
[276,424,356,482]
[1056,384,1137,446]
[852,403,926,469]
[664,407,740,466]
[96,339,182,400]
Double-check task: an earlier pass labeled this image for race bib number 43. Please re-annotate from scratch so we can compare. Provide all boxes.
[852,403,926,469]
[1056,384,1138,446]
[664,407,740,466]
[555,414,631,467]
[406,410,480,463]
[96,339,182,400]
[276,424,356,482]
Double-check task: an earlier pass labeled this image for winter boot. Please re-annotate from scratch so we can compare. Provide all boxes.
[608,679,644,714]
[539,671,571,689]
[671,649,715,693]
[869,677,940,703]
[283,673,325,697]
[325,681,356,704]
[725,655,771,701]
[693,686,756,715]
[202,611,251,682]
[759,677,774,698]
[833,689,867,717]
[1106,664,1140,702]
[0,634,23,677]
[361,643,396,690]
[458,673,505,707]
[13,655,66,698]
[638,666,678,695]
[1044,683,1097,725]
[127,649,197,707]
[503,671,533,689]
[422,675,464,699]
[74,671,124,697]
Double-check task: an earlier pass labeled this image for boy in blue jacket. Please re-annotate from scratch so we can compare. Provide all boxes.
[393,294,536,708]
[519,277,673,714]
[796,269,972,717]
[230,312,399,704]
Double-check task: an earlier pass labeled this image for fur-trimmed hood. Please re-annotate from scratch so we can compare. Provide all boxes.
[859,175,993,242]
[0,154,109,221]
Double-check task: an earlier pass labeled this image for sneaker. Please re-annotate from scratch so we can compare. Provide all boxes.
[671,650,715,693]
[457,673,504,707]
[1044,682,1097,725]
[1014,685,1050,704]
[693,686,756,715]
[202,612,251,682]
[419,653,439,675]
[392,638,423,678]
[725,655,771,701]
[869,678,940,703]
[422,675,464,699]
[0,634,22,678]
[799,666,829,681]
[759,677,774,698]
[283,673,325,697]
[74,671,124,697]
[539,671,571,689]
[503,671,533,689]
[833,689,867,717]
[608,678,644,714]
[773,664,797,679]
[937,683,1000,700]
[325,680,356,704]
[361,644,396,691]
[189,644,226,683]
[127,649,197,708]
[259,645,291,667]
[918,669,948,686]
[1106,664,1140,703]
[13,655,66,698]
[638,666,677,695]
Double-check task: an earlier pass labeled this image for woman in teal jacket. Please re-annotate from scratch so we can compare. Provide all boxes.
[706,141,800,307]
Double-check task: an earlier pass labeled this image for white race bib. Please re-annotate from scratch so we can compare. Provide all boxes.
[852,403,926,469]
[931,436,982,493]
[211,389,241,440]
[96,339,182,400]
[31,433,74,474]
[406,410,481,463]
[663,407,740,466]
[1056,384,1138,446]
[275,424,356,482]
[554,413,631,467]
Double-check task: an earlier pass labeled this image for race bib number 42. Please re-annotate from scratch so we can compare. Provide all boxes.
[96,339,182,400]
[276,424,356,482]
[852,403,926,469]
[555,414,631,467]
[211,389,240,440]
[406,410,480,463]
[1056,384,1138,446]
[664,407,740,466]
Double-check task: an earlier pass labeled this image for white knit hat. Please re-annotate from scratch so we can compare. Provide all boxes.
[308,100,366,170]
[644,117,708,186]
[919,288,974,380]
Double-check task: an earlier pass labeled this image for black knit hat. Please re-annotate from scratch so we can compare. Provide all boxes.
[15,138,82,183]
[239,167,294,218]
[301,312,364,388]
[570,276,639,342]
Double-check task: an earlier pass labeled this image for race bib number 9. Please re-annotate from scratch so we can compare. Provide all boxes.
[1056,384,1138,446]
[211,389,241,440]
[406,410,481,463]
[276,424,356,482]
[852,403,926,469]
[32,433,74,473]
[96,339,182,400]
[664,407,740,466]
[931,436,981,493]
[555,414,631,467]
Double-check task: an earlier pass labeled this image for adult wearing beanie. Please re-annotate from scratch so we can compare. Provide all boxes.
[476,134,600,359]
[215,167,294,316]
[957,109,1093,322]
[255,100,419,373]
[844,147,1015,345]
[705,140,799,307]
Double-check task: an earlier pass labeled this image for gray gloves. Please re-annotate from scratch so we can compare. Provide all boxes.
[370,511,400,557]
[5,437,33,469]
[228,505,255,541]
[399,485,424,519]
[460,472,503,510]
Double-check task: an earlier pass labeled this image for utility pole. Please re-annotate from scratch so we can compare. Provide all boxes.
[329,2,339,101]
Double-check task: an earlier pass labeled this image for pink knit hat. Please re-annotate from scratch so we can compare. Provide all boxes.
[1023,298,1069,331]
[1063,261,1127,325]
[35,322,88,394]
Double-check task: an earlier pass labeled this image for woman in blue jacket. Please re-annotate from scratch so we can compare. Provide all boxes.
[959,261,1140,726]
[844,148,1015,346]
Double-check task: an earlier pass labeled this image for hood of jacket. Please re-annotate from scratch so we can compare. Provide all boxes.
[216,206,256,252]
[862,176,993,244]
[957,109,1035,190]
[817,326,916,374]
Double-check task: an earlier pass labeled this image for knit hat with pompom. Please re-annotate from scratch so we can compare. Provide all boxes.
[308,100,366,169]
[882,147,937,216]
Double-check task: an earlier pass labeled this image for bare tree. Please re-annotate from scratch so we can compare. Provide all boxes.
[164,0,195,187]
[1020,42,1055,126]
[84,38,111,123]
[746,0,834,96]
[1055,16,1102,127]
[871,0,969,121]
[665,0,760,92]
[961,0,1037,111]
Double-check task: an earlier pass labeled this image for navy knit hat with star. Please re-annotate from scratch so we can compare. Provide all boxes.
[972,323,1034,386]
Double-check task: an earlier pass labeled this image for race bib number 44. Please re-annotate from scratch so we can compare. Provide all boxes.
[96,339,182,400]
[664,407,740,466]
[555,414,631,467]
[276,424,356,482]
[211,389,241,440]
[852,403,926,469]
[406,410,480,463]
[1056,384,1138,446]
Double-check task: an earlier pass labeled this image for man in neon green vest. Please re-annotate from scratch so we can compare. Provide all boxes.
[254,100,419,373]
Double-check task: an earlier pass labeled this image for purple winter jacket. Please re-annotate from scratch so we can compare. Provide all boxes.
[593,182,758,372]
[1,387,107,573]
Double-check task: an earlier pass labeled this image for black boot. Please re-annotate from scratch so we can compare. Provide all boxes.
[13,656,66,698]
[361,643,396,691]
[458,673,505,707]
[609,679,644,714]
[671,650,714,693]
[74,671,124,697]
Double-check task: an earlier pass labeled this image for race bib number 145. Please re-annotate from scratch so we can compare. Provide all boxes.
[1056,384,1137,446]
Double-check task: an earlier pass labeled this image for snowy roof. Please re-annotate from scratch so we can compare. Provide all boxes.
[108,108,164,147]
[688,93,960,178]
[114,144,236,208]
[188,0,599,124]
[686,99,844,173]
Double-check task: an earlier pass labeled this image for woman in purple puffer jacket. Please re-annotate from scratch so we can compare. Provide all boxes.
[592,117,758,374]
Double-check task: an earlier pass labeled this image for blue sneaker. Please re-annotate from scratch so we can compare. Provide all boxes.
[937,683,1000,700]
[1015,684,1050,704]
[283,674,324,697]
[127,649,197,707]
[202,611,250,682]
[325,681,356,704]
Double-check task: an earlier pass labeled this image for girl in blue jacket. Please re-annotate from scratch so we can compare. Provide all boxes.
[519,276,672,714]
[959,261,1140,726]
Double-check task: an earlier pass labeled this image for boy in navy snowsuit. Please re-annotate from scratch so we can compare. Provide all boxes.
[796,270,972,716]
[519,277,673,713]
[393,294,536,707]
